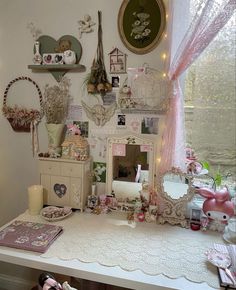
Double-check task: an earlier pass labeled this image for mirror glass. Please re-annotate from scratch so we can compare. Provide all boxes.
[113,144,149,182]
[163,173,188,199]
[106,134,156,199]
[157,167,195,228]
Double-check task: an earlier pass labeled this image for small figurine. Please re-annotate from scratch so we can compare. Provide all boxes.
[196,186,234,231]
[78,14,96,38]
[67,124,81,135]
[63,50,76,65]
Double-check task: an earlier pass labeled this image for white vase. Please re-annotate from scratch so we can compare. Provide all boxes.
[45,123,65,157]
[33,41,42,65]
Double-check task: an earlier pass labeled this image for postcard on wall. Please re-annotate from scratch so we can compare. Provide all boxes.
[102,92,117,106]
[140,144,152,152]
[112,143,126,156]
[67,105,83,121]
[73,121,89,137]
[117,114,126,128]
[141,117,159,134]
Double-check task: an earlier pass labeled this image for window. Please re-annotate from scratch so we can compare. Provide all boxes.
[184,1,236,178]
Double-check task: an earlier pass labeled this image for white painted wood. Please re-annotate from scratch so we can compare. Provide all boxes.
[39,158,91,211]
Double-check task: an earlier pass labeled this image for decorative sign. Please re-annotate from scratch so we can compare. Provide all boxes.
[112,143,126,156]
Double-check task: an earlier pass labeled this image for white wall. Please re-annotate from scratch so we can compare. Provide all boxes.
[0,0,171,283]
[0,0,170,227]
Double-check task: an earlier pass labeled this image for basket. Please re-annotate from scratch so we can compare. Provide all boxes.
[2,76,43,132]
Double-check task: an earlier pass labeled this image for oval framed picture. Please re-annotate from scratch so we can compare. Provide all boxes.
[118,0,166,54]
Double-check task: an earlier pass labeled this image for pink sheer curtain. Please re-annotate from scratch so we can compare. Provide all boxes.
[159,0,236,174]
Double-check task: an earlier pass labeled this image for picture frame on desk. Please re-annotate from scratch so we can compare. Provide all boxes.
[190,208,202,230]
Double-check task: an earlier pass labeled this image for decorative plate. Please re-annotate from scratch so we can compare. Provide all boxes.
[40,206,72,222]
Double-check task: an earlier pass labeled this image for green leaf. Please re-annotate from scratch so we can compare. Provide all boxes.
[201,161,210,171]
[214,173,222,186]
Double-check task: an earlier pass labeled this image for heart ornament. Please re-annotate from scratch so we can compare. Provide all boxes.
[54,183,67,198]
[36,35,82,81]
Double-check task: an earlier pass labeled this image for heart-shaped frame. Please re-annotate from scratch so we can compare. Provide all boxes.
[54,183,67,198]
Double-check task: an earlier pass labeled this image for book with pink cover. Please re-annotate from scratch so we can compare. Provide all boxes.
[0,220,63,253]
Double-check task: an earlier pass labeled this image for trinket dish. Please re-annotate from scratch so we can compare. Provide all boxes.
[40,206,72,221]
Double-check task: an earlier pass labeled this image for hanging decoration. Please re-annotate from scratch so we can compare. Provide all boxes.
[78,14,96,38]
[109,47,127,74]
[2,76,43,155]
[81,101,117,127]
[86,11,112,95]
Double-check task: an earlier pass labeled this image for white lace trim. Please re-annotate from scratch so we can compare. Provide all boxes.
[18,211,224,289]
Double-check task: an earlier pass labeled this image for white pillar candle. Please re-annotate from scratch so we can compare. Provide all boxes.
[28,185,43,215]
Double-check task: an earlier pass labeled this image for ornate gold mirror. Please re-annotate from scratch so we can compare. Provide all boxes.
[106,133,156,199]
[157,167,195,228]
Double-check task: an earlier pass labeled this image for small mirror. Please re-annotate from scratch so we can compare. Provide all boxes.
[157,167,195,228]
[163,172,189,200]
[106,133,156,200]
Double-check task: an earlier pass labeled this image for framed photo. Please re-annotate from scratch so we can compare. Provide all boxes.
[190,208,202,222]
[112,76,120,88]
[118,0,166,54]
[117,114,126,128]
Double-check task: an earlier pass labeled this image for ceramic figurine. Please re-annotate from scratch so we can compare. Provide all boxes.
[78,14,96,38]
[63,50,76,65]
[196,186,234,231]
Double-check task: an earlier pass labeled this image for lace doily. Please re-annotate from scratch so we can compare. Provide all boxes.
[18,211,224,289]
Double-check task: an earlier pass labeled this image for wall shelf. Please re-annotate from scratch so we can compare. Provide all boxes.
[28,64,86,82]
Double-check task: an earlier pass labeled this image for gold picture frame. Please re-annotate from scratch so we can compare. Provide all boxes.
[118,0,166,54]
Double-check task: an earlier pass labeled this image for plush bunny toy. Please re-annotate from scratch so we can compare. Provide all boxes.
[196,186,234,231]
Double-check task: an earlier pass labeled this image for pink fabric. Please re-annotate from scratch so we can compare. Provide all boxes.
[159,0,236,174]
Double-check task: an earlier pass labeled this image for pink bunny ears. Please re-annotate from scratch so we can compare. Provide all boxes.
[196,187,230,203]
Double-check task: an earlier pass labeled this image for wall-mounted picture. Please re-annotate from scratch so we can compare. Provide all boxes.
[73,121,89,137]
[112,76,120,88]
[93,162,106,183]
[102,92,116,106]
[141,117,159,134]
[117,114,126,127]
[118,0,166,54]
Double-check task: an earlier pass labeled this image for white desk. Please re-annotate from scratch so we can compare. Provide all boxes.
[0,211,223,290]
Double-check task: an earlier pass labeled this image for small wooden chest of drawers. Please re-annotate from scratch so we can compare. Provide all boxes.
[39,158,91,211]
